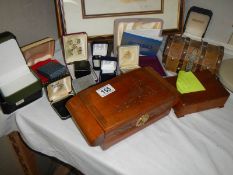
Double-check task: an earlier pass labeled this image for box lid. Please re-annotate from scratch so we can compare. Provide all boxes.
[118,45,140,69]
[21,38,55,66]
[183,6,213,40]
[66,67,178,146]
[62,33,88,64]
[114,18,163,55]
[46,76,73,103]
[0,32,31,87]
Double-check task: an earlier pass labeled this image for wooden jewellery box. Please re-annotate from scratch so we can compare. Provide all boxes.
[165,70,230,117]
[0,32,42,114]
[66,67,178,149]
[21,37,68,85]
[45,75,74,120]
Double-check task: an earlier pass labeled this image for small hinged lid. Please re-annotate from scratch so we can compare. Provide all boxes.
[46,76,73,103]
[118,45,140,69]
[62,33,88,64]
[21,38,55,66]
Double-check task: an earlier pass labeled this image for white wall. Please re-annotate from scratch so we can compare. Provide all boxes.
[0,0,58,46]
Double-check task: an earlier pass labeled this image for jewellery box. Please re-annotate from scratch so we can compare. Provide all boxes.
[118,45,140,73]
[66,67,178,149]
[182,6,213,40]
[21,37,68,85]
[114,18,163,56]
[0,32,42,114]
[166,70,230,117]
[91,41,109,70]
[62,33,90,79]
[45,75,74,120]
[99,56,118,82]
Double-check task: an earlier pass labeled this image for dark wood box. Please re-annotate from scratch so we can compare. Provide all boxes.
[66,67,178,149]
[165,70,230,117]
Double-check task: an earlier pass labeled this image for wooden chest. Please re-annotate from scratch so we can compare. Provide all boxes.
[66,67,178,149]
[163,35,224,74]
[166,70,230,117]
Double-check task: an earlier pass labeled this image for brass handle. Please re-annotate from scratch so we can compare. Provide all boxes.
[136,114,150,127]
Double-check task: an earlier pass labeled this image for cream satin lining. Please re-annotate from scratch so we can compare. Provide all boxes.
[47,76,72,102]
[63,33,88,64]
[118,45,139,68]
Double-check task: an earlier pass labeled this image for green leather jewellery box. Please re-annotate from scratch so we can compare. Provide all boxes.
[0,32,42,114]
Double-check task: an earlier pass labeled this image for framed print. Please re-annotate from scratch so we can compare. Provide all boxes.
[55,0,184,38]
[81,0,163,19]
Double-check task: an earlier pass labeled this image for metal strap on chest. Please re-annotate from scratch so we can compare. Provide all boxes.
[185,47,199,72]
[176,37,190,73]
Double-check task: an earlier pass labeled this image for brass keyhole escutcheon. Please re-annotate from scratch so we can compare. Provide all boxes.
[136,114,150,127]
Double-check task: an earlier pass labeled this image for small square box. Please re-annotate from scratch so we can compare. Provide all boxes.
[74,60,91,78]
[100,56,117,82]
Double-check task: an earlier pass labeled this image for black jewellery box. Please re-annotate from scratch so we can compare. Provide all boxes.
[62,33,90,79]
[99,56,118,82]
[45,75,74,120]
[0,32,42,114]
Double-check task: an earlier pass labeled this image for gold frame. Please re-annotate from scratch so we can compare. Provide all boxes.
[81,0,163,19]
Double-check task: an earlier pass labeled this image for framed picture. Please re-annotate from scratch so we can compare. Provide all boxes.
[55,0,184,38]
[81,0,163,19]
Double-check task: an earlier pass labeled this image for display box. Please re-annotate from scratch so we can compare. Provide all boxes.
[66,67,178,149]
[0,32,42,114]
[21,37,68,85]
[113,18,163,56]
[62,33,90,79]
[118,45,140,73]
[46,76,74,120]
[183,6,213,40]
[62,33,88,64]
[99,56,117,82]
[91,41,109,70]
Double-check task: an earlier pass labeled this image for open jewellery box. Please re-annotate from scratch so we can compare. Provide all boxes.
[182,6,213,40]
[21,37,68,85]
[0,32,42,114]
[45,75,74,120]
[118,45,140,74]
[114,18,163,56]
[91,41,111,70]
[99,56,118,82]
[62,33,91,79]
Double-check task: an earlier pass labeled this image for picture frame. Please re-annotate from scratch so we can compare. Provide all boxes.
[55,0,184,38]
[81,0,163,19]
